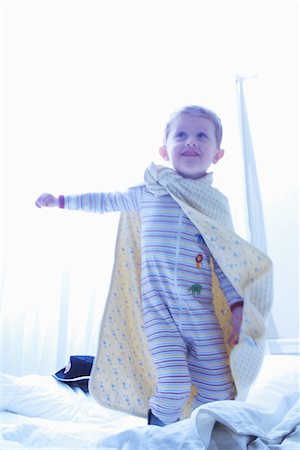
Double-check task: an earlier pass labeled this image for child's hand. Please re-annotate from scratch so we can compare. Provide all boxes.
[228,305,243,346]
[35,193,59,208]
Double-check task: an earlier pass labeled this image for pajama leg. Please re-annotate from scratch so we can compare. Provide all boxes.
[189,353,235,408]
[185,316,235,408]
[143,299,192,425]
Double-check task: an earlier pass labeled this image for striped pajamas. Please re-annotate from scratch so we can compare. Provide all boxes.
[63,185,240,424]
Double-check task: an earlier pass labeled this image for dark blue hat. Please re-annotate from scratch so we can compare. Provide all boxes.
[53,355,94,393]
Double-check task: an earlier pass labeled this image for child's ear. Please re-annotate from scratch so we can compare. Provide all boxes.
[212,149,224,164]
[159,146,169,161]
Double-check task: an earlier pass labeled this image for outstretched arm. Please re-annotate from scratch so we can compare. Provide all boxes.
[35,186,144,213]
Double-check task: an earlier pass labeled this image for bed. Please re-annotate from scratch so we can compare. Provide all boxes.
[1,354,299,449]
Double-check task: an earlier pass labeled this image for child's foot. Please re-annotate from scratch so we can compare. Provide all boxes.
[147,409,166,427]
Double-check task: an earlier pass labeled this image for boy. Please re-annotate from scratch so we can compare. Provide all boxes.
[36,105,272,426]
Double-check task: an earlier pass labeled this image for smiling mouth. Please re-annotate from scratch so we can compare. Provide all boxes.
[182,151,199,156]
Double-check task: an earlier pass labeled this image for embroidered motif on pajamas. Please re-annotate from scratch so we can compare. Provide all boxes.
[195,254,203,268]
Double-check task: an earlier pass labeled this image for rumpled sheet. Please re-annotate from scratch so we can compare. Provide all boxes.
[1,355,299,449]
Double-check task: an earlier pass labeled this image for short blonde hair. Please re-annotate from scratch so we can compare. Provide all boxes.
[164,105,223,147]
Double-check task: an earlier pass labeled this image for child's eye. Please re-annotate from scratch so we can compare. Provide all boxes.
[197,132,208,139]
[175,131,186,139]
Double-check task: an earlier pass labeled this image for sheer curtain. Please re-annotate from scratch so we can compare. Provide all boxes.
[1,1,298,376]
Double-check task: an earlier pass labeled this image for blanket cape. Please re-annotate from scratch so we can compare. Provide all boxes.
[90,164,273,419]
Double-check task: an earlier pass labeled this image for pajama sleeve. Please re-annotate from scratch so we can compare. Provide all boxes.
[213,258,243,311]
[59,185,144,213]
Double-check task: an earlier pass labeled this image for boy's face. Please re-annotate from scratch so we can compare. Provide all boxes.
[159,114,224,179]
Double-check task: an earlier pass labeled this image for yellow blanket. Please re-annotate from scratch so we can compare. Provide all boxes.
[90,164,273,419]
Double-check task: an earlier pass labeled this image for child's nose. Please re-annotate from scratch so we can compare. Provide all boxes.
[186,138,198,146]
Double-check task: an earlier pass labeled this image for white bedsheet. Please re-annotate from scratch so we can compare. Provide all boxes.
[1,355,299,449]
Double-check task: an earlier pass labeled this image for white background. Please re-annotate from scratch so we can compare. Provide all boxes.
[1,0,299,374]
